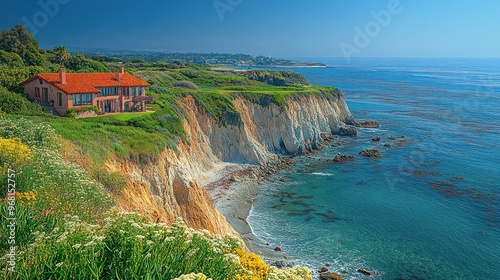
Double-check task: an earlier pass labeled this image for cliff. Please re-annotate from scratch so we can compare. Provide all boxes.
[112,94,356,237]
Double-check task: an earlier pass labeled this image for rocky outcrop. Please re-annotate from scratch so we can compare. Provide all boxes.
[320,272,343,280]
[332,153,355,163]
[359,149,381,158]
[357,268,371,276]
[112,94,356,237]
[356,120,379,128]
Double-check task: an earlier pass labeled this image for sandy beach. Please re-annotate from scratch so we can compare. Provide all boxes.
[202,163,257,236]
[201,160,293,262]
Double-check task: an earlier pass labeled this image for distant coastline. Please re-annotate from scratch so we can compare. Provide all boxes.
[241,64,328,68]
[76,48,328,68]
[212,64,328,72]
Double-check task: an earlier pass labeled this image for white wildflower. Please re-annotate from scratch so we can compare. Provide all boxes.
[55,262,64,268]
[93,236,105,242]
[131,222,142,229]
[72,244,82,249]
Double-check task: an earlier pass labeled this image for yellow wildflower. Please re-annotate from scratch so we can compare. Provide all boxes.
[0,137,33,167]
[235,249,270,280]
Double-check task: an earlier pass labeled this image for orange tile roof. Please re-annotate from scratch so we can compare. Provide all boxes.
[22,72,150,94]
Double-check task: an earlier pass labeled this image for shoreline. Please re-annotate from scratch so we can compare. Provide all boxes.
[202,162,257,237]
[201,158,293,254]
[202,157,304,266]
[212,65,328,72]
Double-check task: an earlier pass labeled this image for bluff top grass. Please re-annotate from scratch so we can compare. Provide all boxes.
[3,61,343,164]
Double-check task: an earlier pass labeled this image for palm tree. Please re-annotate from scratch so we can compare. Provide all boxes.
[53,45,70,67]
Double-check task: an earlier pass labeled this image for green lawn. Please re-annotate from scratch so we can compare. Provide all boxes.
[110,111,155,121]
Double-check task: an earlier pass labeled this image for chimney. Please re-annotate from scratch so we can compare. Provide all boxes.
[117,66,125,82]
[59,68,66,84]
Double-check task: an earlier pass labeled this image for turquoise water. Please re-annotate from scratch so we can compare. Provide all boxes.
[247,58,500,279]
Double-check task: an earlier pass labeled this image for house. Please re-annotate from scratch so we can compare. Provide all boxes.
[21,67,152,115]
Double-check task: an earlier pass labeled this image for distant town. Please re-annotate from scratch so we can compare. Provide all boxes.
[76,49,327,67]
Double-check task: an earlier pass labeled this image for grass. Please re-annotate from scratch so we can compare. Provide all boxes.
[0,64,325,280]
[0,210,312,280]
[44,116,168,163]
[0,118,115,224]
[0,128,309,279]
[110,111,155,121]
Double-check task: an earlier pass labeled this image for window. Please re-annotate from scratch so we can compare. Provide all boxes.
[98,88,108,97]
[39,79,43,85]
[42,88,49,103]
[73,93,92,106]
[131,87,142,98]
[98,87,118,97]
[57,93,63,107]
[35,87,40,98]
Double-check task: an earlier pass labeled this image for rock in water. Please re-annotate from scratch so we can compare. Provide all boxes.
[332,153,355,163]
[320,272,343,280]
[357,268,371,276]
[270,260,286,268]
[359,149,381,158]
[356,120,380,128]
[318,267,329,273]
[338,125,357,136]
[372,136,381,141]
[274,246,282,252]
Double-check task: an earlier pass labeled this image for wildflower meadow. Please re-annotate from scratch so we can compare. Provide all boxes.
[0,117,312,279]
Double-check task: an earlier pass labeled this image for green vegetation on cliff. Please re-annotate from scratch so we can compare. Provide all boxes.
[0,117,312,280]
[0,24,335,279]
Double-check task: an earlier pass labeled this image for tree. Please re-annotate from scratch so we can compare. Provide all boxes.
[53,45,71,66]
[0,50,24,67]
[0,65,45,92]
[0,25,45,66]
[67,53,107,72]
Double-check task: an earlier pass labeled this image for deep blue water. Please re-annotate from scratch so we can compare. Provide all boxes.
[246,58,500,279]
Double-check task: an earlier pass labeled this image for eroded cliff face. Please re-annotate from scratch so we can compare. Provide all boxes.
[112,95,355,237]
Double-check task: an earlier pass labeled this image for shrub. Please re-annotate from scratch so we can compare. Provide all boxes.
[0,137,33,168]
[0,117,59,149]
[0,210,312,280]
[13,147,114,220]
[176,80,200,90]
[82,105,99,113]
[0,117,113,221]
[267,267,312,280]
[91,168,128,194]
[174,273,211,280]
[0,87,46,115]
[1,213,244,279]
[235,249,270,280]
[0,50,24,67]
[66,108,78,118]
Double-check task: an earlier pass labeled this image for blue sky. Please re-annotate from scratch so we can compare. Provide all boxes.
[1,0,499,58]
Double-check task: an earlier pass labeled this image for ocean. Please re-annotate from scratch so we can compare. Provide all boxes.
[246,58,500,279]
